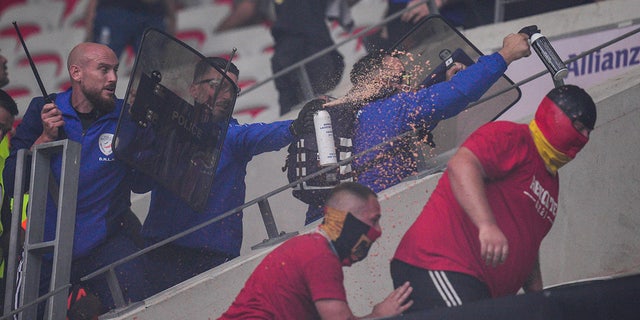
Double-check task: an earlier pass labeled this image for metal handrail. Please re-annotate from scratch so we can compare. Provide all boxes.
[0,284,71,320]
[82,20,640,282]
[82,2,640,314]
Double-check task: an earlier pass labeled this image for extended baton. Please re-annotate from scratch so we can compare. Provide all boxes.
[13,21,66,138]
[13,21,52,102]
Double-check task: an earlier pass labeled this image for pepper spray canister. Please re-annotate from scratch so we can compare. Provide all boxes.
[313,110,337,166]
[519,25,568,81]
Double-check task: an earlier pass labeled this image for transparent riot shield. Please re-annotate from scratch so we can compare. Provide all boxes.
[114,28,238,211]
[390,15,521,178]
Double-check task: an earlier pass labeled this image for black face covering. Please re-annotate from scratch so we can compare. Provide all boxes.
[319,207,381,266]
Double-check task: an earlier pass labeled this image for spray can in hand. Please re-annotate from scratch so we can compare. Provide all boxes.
[519,25,568,81]
[314,110,337,166]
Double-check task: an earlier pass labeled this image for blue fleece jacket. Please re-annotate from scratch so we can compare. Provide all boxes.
[3,88,131,258]
[353,52,507,192]
[139,119,294,257]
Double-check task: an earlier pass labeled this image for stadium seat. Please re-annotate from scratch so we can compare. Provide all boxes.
[0,2,65,33]
[58,0,89,29]
[0,37,19,53]
[0,0,26,17]
[204,25,272,60]
[11,28,85,94]
[175,4,231,50]
[234,79,280,123]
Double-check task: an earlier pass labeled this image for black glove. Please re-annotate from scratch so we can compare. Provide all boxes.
[290,98,325,136]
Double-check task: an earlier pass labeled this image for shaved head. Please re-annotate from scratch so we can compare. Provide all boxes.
[326,182,377,216]
[324,182,382,234]
[66,42,119,113]
[67,42,116,71]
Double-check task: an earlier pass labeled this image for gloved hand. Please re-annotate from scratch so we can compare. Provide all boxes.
[290,98,325,136]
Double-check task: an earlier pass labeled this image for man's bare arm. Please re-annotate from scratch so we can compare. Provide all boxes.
[447,147,508,267]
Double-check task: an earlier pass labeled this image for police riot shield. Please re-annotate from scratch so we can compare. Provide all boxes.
[390,15,521,177]
[114,28,238,211]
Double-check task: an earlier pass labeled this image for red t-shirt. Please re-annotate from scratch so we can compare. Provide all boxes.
[220,233,346,319]
[394,121,559,297]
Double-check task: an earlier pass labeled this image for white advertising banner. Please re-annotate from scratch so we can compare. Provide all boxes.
[499,23,640,122]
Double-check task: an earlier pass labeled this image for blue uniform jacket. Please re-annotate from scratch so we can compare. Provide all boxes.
[3,88,131,258]
[139,119,294,257]
[353,52,507,192]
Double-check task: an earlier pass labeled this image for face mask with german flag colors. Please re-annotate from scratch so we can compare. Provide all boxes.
[319,207,381,266]
[530,96,589,175]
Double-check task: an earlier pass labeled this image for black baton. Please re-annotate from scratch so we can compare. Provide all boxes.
[13,21,66,138]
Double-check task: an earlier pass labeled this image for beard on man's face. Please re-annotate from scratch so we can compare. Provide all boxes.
[83,84,116,114]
